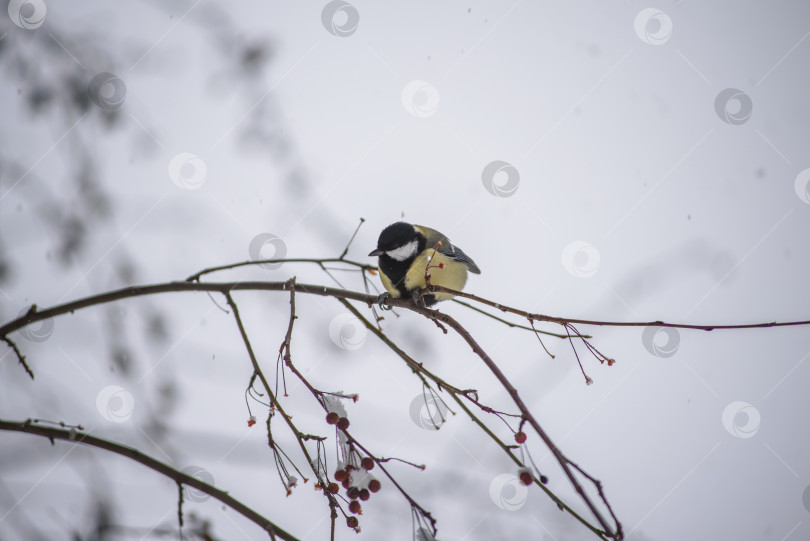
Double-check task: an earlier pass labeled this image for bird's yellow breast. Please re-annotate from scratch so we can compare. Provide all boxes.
[396,250,468,301]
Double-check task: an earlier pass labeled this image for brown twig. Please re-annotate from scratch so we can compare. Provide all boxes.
[2,336,34,380]
[428,285,810,331]
[186,258,374,282]
[0,419,299,541]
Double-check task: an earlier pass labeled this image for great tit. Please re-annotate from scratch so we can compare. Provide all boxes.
[369,222,481,307]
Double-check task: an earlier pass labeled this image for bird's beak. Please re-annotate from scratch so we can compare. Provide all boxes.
[368,248,384,257]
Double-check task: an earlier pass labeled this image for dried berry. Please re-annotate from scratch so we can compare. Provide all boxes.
[359,489,370,501]
[347,487,360,500]
[368,479,381,493]
[327,482,339,494]
[326,412,339,425]
[337,417,350,430]
[334,469,348,482]
[361,457,375,471]
[347,516,359,528]
[514,431,527,444]
[519,471,532,486]
[349,500,362,514]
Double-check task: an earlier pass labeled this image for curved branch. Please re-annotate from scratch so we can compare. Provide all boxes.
[406,306,621,537]
[0,419,299,541]
[3,280,807,342]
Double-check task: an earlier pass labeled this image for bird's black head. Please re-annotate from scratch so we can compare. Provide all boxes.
[368,222,424,260]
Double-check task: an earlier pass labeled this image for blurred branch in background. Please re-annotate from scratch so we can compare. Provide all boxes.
[0,3,336,537]
[0,418,299,541]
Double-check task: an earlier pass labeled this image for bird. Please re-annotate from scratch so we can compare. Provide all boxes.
[368,222,481,307]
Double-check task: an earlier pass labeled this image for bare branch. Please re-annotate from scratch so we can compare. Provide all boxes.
[0,419,299,541]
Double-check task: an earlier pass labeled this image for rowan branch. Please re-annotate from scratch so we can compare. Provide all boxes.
[3,259,808,541]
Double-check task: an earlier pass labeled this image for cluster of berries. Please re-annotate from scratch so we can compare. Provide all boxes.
[323,399,381,531]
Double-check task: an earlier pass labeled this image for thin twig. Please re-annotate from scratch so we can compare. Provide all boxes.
[452,299,577,338]
[429,285,810,331]
[339,217,365,260]
[186,258,374,282]
[2,337,34,379]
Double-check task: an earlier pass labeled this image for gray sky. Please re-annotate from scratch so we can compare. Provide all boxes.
[1,1,809,540]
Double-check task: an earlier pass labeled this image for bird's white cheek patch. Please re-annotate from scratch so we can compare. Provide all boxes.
[386,239,418,261]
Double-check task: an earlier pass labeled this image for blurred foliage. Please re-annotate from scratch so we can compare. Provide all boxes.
[0,2,289,538]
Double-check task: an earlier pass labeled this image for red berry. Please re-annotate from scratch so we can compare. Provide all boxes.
[519,471,532,486]
[514,431,527,444]
[327,482,339,494]
[346,516,359,528]
[247,417,256,427]
[348,500,362,514]
[326,412,339,425]
[337,417,350,430]
[359,489,370,501]
[361,457,374,471]
[334,469,348,482]
[368,479,381,493]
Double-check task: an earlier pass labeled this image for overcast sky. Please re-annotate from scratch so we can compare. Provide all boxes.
[1,1,809,540]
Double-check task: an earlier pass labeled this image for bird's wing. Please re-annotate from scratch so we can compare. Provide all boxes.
[415,225,481,274]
